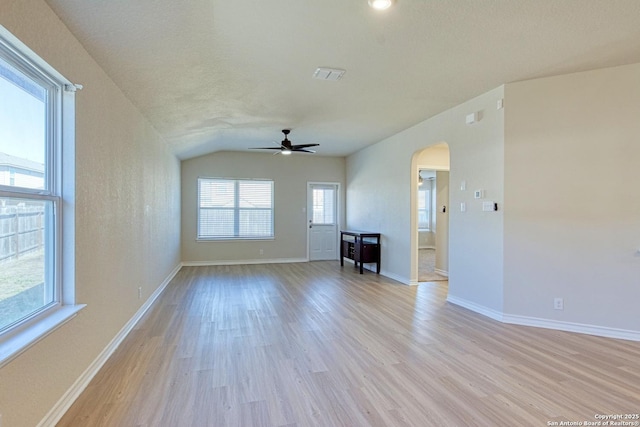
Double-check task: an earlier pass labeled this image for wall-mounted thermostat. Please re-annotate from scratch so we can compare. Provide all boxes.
[474,190,484,199]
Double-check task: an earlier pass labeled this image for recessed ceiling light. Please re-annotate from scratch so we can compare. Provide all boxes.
[368,0,394,10]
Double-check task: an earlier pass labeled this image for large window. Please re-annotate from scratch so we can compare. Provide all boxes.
[0,26,80,365]
[198,178,274,240]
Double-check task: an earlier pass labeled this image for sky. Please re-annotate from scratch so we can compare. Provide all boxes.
[0,73,46,164]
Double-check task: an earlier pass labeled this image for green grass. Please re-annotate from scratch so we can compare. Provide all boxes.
[0,249,45,300]
[0,250,46,329]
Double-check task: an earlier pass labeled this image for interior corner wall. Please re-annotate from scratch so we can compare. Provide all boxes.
[181,151,346,263]
[0,2,181,426]
[504,63,640,334]
[346,86,504,311]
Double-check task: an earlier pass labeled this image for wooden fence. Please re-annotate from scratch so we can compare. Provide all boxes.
[0,206,44,262]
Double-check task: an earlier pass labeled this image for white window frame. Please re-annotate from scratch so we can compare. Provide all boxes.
[417,185,432,231]
[0,26,84,368]
[197,177,275,241]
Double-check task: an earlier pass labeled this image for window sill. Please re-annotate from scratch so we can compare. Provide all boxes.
[0,304,86,368]
[196,237,275,242]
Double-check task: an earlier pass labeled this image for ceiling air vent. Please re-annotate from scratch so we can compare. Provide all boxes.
[313,67,346,81]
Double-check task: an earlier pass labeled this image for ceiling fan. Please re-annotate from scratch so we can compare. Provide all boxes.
[250,129,319,155]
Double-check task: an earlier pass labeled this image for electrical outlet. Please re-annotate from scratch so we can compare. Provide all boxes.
[554,298,564,310]
[138,287,142,300]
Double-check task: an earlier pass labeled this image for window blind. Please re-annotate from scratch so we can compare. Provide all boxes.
[198,178,274,239]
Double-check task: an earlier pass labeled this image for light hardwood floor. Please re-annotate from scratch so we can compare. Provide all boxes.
[58,262,640,426]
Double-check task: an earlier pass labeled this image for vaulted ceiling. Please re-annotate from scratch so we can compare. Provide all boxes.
[45,0,640,159]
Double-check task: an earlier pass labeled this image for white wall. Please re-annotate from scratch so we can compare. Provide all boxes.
[435,170,449,274]
[0,2,181,426]
[181,151,345,263]
[347,86,505,308]
[504,63,640,335]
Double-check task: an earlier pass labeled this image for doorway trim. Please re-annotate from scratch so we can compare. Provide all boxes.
[306,181,341,261]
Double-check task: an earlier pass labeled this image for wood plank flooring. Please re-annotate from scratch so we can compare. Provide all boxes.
[57,262,640,426]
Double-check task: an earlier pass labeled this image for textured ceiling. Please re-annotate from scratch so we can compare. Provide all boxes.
[45,0,640,159]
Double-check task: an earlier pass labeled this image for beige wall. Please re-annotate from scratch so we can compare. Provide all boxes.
[418,230,435,248]
[347,86,505,307]
[504,63,640,333]
[181,151,345,263]
[0,2,181,426]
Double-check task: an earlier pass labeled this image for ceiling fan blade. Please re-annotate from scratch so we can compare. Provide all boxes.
[251,130,319,154]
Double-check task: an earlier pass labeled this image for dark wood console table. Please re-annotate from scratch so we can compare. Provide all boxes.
[340,230,381,274]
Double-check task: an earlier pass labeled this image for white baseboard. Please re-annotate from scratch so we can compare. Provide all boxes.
[502,313,640,342]
[38,263,183,427]
[446,295,504,322]
[380,269,411,285]
[183,258,308,267]
[341,258,410,285]
[447,295,640,342]
[434,268,448,277]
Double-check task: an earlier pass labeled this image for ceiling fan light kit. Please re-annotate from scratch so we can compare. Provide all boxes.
[250,129,319,155]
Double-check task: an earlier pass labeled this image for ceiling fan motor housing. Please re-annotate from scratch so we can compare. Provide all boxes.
[281,129,292,149]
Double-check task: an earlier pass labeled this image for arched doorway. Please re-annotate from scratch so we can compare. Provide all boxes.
[410,143,450,284]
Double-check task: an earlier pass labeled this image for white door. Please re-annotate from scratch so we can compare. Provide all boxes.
[308,183,338,260]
